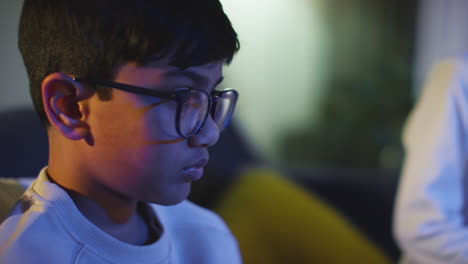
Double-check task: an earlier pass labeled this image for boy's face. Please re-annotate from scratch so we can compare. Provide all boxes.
[82,59,225,205]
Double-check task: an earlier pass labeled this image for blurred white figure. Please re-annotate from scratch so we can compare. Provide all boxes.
[395,57,468,264]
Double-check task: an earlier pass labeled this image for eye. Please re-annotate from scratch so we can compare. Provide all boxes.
[174,87,195,104]
[186,95,201,108]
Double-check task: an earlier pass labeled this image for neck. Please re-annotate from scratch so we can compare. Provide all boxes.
[47,166,136,223]
[46,167,151,245]
[46,136,155,244]
[68,187,137,224]
[67,190,150,245]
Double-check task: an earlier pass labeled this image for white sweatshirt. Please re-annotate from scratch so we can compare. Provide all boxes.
[0,168,242,264]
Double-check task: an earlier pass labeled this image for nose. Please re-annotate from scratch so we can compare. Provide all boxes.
[188,115,220,148]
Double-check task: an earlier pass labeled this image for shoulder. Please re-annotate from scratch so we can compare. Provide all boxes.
[1,190,55,236]
[0,191,77,263]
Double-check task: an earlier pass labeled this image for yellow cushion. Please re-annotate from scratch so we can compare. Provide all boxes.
[214,168,391,264]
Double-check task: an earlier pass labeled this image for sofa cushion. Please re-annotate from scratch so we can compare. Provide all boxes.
[214,168,392,264]
[0,179,28,223]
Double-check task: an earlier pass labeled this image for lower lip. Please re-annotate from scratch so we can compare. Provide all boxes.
[183,167,204,182]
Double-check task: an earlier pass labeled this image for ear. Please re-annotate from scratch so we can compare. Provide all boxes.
[42,73,93,140]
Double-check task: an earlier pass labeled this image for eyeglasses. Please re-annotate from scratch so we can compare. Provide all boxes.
[73,77,238,138]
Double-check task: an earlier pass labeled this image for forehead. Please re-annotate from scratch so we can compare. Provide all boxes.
[113,60,225,89]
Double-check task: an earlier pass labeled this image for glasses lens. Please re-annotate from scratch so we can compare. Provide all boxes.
[178,90,209,137]
[212,90,238,131]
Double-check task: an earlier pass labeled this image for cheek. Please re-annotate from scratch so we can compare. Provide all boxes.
[90,101,161,146]
[116,145,185,199]
[94,114,143,148]
[93,141,182,197]
[141,103,180,141]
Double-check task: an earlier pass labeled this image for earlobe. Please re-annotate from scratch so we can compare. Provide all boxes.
[42,73,92,140]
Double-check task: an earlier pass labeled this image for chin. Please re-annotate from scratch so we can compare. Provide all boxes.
[146,185,191,206]
[149,196,188,206]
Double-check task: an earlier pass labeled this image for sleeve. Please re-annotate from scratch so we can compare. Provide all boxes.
[394,58,468,264]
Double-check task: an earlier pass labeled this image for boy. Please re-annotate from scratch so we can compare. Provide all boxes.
[0,0,241,263]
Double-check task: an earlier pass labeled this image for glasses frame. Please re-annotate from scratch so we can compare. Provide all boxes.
[72,77,238,138]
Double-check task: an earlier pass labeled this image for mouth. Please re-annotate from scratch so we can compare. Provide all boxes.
[182,158,208,182]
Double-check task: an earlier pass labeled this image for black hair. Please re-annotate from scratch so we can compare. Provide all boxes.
[19,0,239,125]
